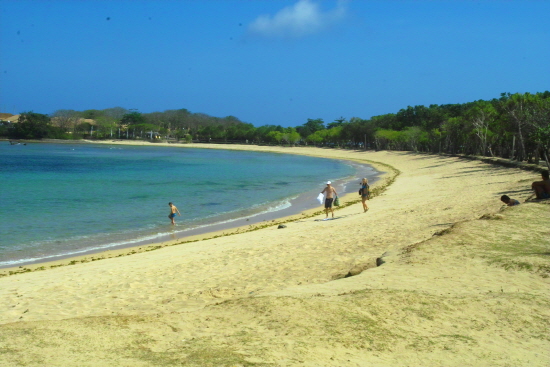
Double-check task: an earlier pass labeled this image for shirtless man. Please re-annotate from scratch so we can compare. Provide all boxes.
[531,171,550,199]
[168,202,181,225]
[320,181,338,218]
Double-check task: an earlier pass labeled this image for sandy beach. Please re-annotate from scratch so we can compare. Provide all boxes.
[1,144,548,366]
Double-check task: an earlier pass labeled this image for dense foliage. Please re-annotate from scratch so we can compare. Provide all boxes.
[5,112,67,139]
[1,91,548,164]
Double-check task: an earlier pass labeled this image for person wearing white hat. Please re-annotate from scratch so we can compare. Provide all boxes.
[320,181,338,218]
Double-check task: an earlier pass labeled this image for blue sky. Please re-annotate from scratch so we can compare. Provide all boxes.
[1,0,548,127]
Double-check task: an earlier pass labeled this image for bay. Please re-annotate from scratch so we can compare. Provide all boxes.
[0,142,377,267]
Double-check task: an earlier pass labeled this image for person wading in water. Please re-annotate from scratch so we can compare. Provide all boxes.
[168,202,181,225]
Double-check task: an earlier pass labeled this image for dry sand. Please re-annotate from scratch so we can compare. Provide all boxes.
[0,144,548,367]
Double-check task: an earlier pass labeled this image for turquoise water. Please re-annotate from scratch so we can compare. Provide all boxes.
[0,142,375,267]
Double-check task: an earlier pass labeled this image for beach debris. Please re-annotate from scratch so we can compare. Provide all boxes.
[278,224,287,229]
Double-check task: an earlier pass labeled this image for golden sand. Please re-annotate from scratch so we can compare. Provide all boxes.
[1,144,548,366]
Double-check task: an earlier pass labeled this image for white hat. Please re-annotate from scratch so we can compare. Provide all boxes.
[327,181,331,185]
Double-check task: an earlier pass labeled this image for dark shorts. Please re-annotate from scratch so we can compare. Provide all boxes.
[325,198,334,208]
[169,213,176,218]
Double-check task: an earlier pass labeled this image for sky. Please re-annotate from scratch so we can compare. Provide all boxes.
[0,0,549,127]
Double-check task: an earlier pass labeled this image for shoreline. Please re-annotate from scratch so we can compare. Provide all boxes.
[0,142,391,275]
[1,146,547,366]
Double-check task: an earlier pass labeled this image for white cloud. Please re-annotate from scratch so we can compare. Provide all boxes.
[249,0,347,38]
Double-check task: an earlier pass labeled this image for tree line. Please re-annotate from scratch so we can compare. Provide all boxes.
[1,91,549,165]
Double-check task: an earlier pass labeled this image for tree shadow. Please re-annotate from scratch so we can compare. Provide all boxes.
[496,188,532,195]
[400,152,457,160]
[440,171,511,179]
[420,163,450,169]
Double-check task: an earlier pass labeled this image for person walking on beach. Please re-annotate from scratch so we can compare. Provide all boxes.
[321,181,338,219]
[360,178,370,212]
[168,202,181,225]
[531,170,550,199]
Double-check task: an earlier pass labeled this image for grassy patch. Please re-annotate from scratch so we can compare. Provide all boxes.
[124,346,263,367]
[415,203,550,277]
[473,205,550,277]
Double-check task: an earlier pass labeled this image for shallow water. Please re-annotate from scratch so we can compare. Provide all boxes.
[0,142,377,267]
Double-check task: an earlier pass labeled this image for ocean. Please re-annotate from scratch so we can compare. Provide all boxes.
[0,142,378,267]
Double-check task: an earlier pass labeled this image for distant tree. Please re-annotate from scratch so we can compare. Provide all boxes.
[306,129,329,146]
[282,127,301,146]
[254,125,284,142]
[80,109,105,119]
[9,111,54,139]
[102,107,129,120]
[75,122,94,135]
[499,92,540,161]
[370,114,398,130]
[94,115,119,138]
[131,123,159,134]
[148,108,191,132]
[374,129,405,150]
[440,116,466,154]
[121,112,145,126]
[266,131,283,144]
[528,96,550,166]
[402,126,427,152]
[222,115,242,124]
[51,109,79,133]
[226,122,255,140]
[327,117,346,129]
[0,123,8,137]
[466,101,497,156]
[326,126,343,146]
[297,118,325,138]
[142,111,160,125]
